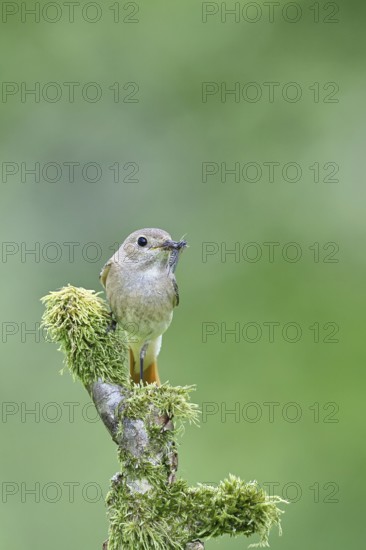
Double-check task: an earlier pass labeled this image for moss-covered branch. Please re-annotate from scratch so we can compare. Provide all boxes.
[42,286,286,549]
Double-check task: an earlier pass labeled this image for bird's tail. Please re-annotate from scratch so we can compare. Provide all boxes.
[144,362,161,385]
[129,349,161,385]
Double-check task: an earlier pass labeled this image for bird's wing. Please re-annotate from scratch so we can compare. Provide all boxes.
[99,260,112,288]
[172,277,180,307]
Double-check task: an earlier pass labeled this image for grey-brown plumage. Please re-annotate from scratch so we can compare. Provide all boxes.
[100,228,186,384]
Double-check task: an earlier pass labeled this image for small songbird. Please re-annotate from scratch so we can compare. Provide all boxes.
[100,228,186,385]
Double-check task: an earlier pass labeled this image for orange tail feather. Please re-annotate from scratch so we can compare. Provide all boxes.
[129,349,160,385]
[144,362,161,386]
[129,349,140,384]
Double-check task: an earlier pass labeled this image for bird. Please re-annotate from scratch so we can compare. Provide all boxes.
[99,228,186,385]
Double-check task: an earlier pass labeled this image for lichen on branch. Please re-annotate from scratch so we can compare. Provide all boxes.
[41,285,286,550]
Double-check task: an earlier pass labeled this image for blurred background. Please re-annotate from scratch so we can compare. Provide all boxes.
[0,1,364,548]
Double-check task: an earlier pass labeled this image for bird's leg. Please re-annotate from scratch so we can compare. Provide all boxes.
[139,342,149,383]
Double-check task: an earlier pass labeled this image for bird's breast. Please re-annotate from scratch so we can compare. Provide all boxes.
[107,263,175,341]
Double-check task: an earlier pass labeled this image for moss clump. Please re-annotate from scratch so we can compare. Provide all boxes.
[41,285,129,387]
[106,475,285,549]
[124,383,200,427]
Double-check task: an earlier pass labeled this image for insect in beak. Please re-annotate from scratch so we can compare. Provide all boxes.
[159,239,187,251]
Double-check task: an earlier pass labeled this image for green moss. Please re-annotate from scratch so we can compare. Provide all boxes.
[124,383,200,426]
[106,475,285,549]
[41,285,129,387]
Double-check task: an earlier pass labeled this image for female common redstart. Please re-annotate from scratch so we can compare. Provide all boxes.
[100,228,186,385]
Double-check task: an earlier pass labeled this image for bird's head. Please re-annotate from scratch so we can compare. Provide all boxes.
[115,228,187,272]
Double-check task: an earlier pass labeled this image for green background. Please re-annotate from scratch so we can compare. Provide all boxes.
[0,1,364,548]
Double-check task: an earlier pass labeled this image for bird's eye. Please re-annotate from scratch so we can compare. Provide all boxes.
[137,236,148,247]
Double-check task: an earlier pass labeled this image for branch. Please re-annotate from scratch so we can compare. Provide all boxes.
[42,286,285,550]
